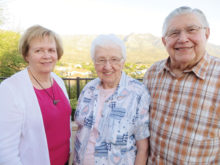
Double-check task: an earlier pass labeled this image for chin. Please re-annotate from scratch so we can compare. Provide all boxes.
[176,55,195,63]
[41,69,53,73]
[103,79,114,84]
[102,79,116,86]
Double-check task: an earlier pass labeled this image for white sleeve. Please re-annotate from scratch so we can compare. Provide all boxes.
[0,82,23,165]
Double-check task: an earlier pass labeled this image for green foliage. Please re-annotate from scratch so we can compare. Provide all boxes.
[70,98,78,110]
[64,78,90,113]
[123,62,148,79]
[0,30,27,77]
[70,98,78,119]
[81,62,97,77]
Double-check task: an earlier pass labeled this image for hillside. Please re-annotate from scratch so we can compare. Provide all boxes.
[60,33,220,66]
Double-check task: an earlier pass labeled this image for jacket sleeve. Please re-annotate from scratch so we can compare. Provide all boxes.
[0,82,23,165]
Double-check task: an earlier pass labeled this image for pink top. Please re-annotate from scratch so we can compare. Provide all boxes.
[83,86,116,165]
[34,80,71,165]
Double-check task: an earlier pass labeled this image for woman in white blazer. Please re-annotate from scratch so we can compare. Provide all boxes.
[0,25,72,165]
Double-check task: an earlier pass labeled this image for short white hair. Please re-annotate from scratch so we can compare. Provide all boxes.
[90,34,126,61]
[162,6,209,37]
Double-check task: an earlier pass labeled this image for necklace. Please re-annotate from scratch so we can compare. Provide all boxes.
[29,69,59,105]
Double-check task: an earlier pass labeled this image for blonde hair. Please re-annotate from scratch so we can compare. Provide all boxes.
[19,25,63,61]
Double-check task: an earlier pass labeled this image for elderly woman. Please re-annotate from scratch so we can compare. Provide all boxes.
[74,34,150,165]
[0,25,72,165]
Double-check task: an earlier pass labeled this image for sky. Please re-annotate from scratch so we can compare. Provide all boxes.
[1,0,220,45]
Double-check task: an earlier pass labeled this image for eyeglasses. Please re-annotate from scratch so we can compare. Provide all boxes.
[165,25,206,38]
[95,57,123,65]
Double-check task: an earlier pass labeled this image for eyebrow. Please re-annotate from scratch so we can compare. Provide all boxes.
[169,24,201,30]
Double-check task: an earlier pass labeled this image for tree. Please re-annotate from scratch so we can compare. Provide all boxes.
[0,30,27,77]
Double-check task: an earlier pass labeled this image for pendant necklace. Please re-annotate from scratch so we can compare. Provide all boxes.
[29,69,59,105]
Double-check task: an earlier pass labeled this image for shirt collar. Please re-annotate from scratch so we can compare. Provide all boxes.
[161,53,210,80]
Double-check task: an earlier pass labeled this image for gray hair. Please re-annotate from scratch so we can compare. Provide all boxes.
[162,6,209,37]
[90,34,126,61]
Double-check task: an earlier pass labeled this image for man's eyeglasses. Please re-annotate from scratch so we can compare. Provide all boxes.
[95,57,123,65]
[165,25,206,38]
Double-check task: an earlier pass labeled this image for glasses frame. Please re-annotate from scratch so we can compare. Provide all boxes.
[94,57,124,65]
[165,25,207,39]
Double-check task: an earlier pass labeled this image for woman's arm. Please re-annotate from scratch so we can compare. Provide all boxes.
[135,138,149,165]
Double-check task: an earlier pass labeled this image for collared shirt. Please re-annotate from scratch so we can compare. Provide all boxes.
[144,54,220,164]
[74,72,150,165]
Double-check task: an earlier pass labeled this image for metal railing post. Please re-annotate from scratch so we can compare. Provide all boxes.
[68,79,71,99]
[76,77,80,99]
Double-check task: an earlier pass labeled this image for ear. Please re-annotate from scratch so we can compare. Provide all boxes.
[121,60,125,69]
[205,27,210,40]
[25,54,30,63]
[162,37,167,46]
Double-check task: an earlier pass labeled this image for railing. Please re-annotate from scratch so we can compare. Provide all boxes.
[0,76,142,120]
[62,77,94,99]
[0,77,6,81]
[0,77,142,99]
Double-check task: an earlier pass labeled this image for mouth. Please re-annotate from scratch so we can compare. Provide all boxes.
[41,61,52,63]
[40,61,53,65]
[103,72,113,75]
[175,46,193,50]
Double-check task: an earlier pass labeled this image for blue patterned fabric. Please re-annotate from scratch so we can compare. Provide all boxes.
[74,72,150,165]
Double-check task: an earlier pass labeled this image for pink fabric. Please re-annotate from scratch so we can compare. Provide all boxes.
[34,80,71,165]
[83,86,115,165]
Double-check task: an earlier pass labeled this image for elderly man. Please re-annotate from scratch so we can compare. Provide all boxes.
[144,6,220,164]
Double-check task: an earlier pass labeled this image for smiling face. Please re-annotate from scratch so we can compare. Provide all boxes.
[162,13,210,70]
[26,36,58,76]
[94,44,124,89]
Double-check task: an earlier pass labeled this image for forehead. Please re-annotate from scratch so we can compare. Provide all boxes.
[167,13,202,30]
[29,36,56,48]
[95,44,122,58]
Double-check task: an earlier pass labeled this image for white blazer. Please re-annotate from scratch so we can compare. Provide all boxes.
[0,68,71,165]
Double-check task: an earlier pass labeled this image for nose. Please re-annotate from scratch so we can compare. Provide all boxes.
[177,30,188,42]
[42,50,51,58]
[103,60,112,69]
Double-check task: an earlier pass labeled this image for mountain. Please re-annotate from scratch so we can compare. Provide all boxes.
[60,33,220,65]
